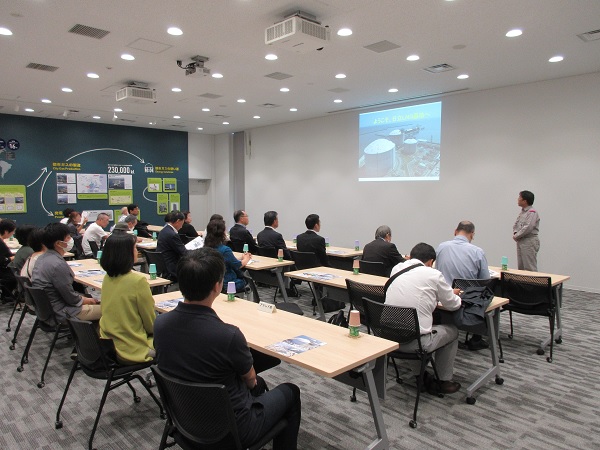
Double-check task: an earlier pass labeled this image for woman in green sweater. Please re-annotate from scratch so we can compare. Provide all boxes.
[99,233,156,364]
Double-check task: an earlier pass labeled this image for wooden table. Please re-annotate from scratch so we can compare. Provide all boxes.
[285,240,362,270]
[154,291,398,450]
[147,224,163,233]
[233,252,295,303]
[69,259,171,290]
[284,266,388,320]
[489,266,570,352]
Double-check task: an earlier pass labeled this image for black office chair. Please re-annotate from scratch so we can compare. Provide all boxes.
[363,297,443,429]
[359,260,388,277]
[257,246,278,259]
[141,250,172,294]
[452,278,501,358]
[500,272,556,362]
[8,275,34,350]
[229,240,245,252]
[55,317,165,450]
[6,268,25,333]
[178,233,193,245]
[17,286,71,388]
[151,366,287,450]
[289,250,323,315]
[88,240,100,258]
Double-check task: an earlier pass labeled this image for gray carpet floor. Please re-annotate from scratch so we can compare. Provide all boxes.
[1,284,598,450]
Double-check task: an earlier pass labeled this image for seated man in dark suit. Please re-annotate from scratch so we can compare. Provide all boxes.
[230,210,258,253]
[296,214,329,267]
[153,248,301,450]
[156,210,187,282]
[361,225,405,277]
[256,211,291,260]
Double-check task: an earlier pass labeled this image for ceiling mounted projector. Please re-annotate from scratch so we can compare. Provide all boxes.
[265,11,330,53]
[177,55,211,77]
[116,81,156,103]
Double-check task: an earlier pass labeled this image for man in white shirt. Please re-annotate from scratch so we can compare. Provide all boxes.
[386,242,462,394]
[81,213,110,257]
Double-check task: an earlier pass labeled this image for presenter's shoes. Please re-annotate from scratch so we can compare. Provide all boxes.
[426,378,461,395]
[467,337,489,351]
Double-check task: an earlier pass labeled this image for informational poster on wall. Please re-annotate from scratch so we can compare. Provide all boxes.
[0,114,188,226]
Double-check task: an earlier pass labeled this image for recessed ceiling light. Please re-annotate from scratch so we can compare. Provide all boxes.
[457,74,469,79]
[265,54,278,61]
[62,87,73,93]
[290,108,298,112]
[334,99,342,103]
[87,73,99,79]
[237,99,246,103]
[25,108,34,112]
[114,108,122,112]
[121,53,135,61]
[93,116,101,119]
[388,88,398,93]
[222,121,229,125]
[0,27,13,36]
[337,28,352,37]
[202,108,210,112]
[280,87,290,92]
[406,54,420,61]
[549,55,564,63]
[505,29,523,37]
[197,127,203,130]
[212,73,223,79]
[171,87,181,92]
[41,98,52,104]
[173,115,180,119]
[253,116,260,119]
[335,73,346,79]
[167,27,182,36]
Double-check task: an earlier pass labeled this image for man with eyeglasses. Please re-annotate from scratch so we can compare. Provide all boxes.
[230,210,258,253]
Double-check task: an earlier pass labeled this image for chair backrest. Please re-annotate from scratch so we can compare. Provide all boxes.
[359,260,388,277]
[452,278,497,291]
[151,366,243,449]
[88,240,99,258]
[141,250,168,277]
[66,317,117,372]
[73,235,84,258]
[345,278,385,319]
[257,246,278,259]
[362,297,421,348]
[15,275,34,309]
[178,233,193,245]
[290,250,320,270]
[25,286,57,325]
[500,272,553,311]
[229,240,245,253]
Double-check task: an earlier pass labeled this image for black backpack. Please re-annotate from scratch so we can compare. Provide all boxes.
[327,310,348,328]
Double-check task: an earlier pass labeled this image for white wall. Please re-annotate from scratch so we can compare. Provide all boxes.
[188,133,215,227]
[243,72,600,292]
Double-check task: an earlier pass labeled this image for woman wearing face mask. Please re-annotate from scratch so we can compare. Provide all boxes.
[31,223,101,322]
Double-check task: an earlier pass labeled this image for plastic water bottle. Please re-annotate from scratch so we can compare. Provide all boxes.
[97,250,103,264]
[501,256,508,271]
[152,231,157,241]
[149,263,157,280]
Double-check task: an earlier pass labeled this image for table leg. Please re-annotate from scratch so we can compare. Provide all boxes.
[311,281,327,321]
[539,283,563,350]
[466,309,503,403]
[274,269,290,303]
[354,360,390,450]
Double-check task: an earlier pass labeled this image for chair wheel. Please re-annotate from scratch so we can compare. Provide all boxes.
[437,393,444,398]
[350,395,356,402]
[37,382,45,388]
[134,396,141,403]
[546,357,552,363]
[6,327,11,332]
[9,344,15,350]
[536,348,545,355]
[17,366,24,372]
[466,397,476,405]
[555,337,562,344]
[55,421,63,429]
[409,420,417,428]
[396,377,403,384]
[495,377,504,385]
[507,334,513,339]
[499,358,504,363]
[160,413,167,420]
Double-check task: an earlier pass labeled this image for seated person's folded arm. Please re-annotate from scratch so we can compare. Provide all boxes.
[436,273,462,311]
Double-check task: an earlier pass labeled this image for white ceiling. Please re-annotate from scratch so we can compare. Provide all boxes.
[1,0,599,135]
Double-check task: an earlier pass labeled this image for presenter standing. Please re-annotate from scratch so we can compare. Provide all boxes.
[512,190,540,271]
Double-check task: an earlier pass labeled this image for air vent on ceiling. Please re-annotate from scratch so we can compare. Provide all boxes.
[26,62,59,72]
[68,24,110,39]
[264,72,293,80]
[198,93,222,99]
[363,40,401,53]
[577,28,600,42]
[258,103,281,108]
[211,114,230,118]
[424,63,456,73]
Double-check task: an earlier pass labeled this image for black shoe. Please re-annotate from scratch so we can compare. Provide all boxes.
[285,287,299,298]
[467,338,489,351]
[427,379,461,395]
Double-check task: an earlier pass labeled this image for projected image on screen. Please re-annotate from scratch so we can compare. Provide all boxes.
[359,101,441,181]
